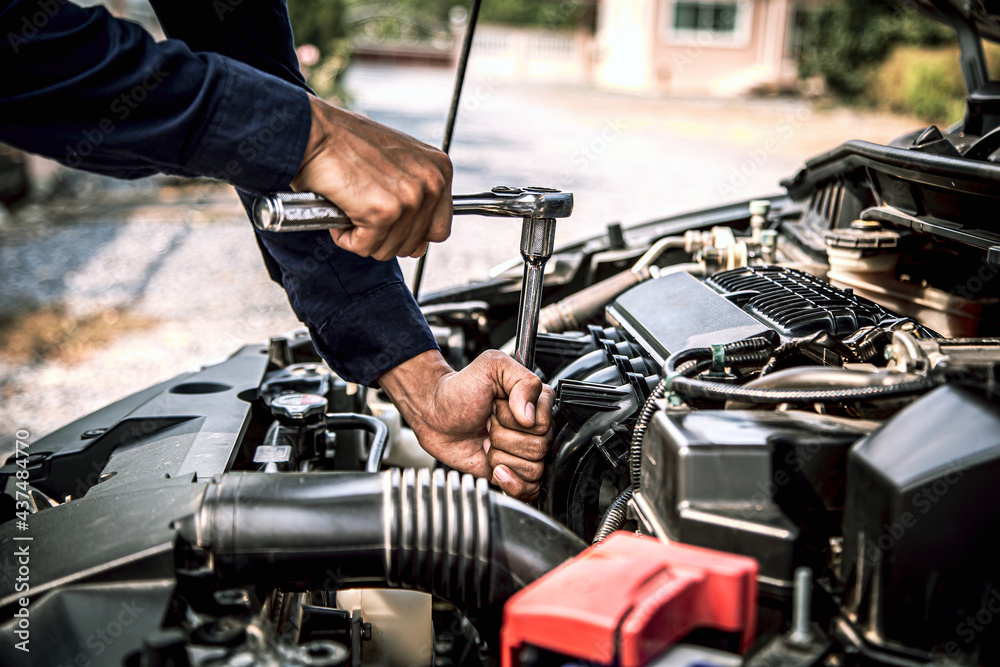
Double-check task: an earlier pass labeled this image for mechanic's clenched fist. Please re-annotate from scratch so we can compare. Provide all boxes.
[379,349,555,501]
[291,95,453,261]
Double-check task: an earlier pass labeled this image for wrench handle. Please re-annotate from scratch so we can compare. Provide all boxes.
[254,187,573,233]
[253,192,354,232]
[255,188,567,373]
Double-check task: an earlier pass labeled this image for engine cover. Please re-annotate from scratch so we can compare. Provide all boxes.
[706,266,903,337]
[605,266,911,368]
[842,384,1000,657]
[606,271,769,366]
[636,409,877,589]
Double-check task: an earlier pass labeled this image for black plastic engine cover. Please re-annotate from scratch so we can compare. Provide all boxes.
[0,344,272,501]
[842,385,1000,659]
[706,266,901,337]
[606,271,769,366]
[637,409,875,589]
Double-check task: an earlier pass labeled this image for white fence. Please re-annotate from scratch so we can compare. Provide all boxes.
[469,25,593,81]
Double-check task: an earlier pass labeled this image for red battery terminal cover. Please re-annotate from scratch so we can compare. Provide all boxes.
[500,532,758,667]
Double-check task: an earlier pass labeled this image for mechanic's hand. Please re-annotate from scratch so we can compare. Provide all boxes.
[291,95,453,261]
[378,349,555,501]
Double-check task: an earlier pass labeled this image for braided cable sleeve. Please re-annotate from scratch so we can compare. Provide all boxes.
[593,487,634,544]
[669,375,939,405]
[629,359,711,490]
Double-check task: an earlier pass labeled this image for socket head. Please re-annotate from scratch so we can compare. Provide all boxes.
[520,217,557,260]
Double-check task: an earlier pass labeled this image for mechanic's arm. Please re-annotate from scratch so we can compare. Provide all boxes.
[0,0,308,193]
[145,0,555,495]
[379,349,555,501]
[0,0,443,388]
[1,0,451,259]
[1,0,550,496]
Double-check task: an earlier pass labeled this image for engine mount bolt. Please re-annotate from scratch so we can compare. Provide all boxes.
[787,566,814,647]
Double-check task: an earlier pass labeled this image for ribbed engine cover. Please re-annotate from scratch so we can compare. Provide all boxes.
[706,266,900,337]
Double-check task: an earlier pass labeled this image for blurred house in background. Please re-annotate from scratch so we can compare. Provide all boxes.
[469,24,594,82]
[458,0,822,95]
[595,0,822,94]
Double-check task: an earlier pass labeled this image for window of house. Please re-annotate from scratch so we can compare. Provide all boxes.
[663,0,751,47]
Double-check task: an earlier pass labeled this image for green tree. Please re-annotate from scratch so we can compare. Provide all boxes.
[479,0,592,28]
[344,0,593,30]
[287,0,349,54]
[286,0,352,100]
[799,0,954,100]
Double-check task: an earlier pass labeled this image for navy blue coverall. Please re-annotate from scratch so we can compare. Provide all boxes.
[0,0,438,385]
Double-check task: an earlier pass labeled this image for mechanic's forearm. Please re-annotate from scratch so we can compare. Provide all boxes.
[376,348,553,499]
[378,349,454,431]
[1,0,309,193]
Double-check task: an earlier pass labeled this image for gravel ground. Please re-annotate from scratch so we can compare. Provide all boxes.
[0,63,922,456]
[0,198,299,455]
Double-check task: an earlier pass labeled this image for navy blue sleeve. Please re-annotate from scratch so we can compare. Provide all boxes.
[145,0,440,385]
[250,223,442,385]
[0,0,438,385]
[0,0,311,194]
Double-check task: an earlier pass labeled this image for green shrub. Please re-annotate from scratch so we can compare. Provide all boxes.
[870,46,965,123]
[799,0,955,101]
[287,0,352,101]
[479,0,590,28]
[904,53,966,121]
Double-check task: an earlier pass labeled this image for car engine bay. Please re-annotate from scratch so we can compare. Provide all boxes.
[6,1,1000,665]
[5,120,1000,666]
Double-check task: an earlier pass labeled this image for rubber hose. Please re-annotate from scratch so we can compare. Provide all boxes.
[664,347,710,375]
[539,268,648,333]
[728,367,924,409]
[195,468,586,642]
[745,367,923,391]
[325,413,389,473]
[669,374,938,405]
[593,487,633,543]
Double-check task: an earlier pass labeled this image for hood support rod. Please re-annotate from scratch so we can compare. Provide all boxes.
[412,0,484,299]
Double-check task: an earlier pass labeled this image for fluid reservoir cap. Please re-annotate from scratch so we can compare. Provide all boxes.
[749,200,771,216]
[270,392,328,423]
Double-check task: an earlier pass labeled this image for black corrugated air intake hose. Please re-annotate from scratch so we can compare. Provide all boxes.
[193,468,587,644]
